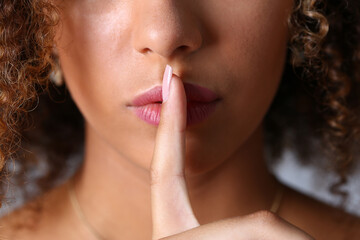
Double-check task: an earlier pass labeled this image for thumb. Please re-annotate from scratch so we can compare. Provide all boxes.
[150,65,200,240]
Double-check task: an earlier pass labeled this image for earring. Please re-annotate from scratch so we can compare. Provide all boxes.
[50,65,64,87]
[50,45,64,87]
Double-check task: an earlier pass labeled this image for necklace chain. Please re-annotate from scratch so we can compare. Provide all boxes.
[68,179,107,240]
[270,183,284,213]
[67,178,284,240]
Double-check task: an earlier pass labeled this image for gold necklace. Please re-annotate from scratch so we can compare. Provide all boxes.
[270,183,284,213]
[67,178,284,240]
[68,179,107,240]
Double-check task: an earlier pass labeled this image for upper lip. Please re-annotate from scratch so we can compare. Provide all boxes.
[129,82,220,107]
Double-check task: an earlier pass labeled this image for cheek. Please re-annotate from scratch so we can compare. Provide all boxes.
[55,1,136,128]
[222,1,291,128]
[183,1,292,174]
[55,1,133,104]
[55,3,156,165]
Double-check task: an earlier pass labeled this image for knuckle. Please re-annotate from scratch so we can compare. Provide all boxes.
[247,211,314,240]
[248,210,281,226]
[297,235,315,240]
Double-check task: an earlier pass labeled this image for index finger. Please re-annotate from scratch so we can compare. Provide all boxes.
[150,65,200,240]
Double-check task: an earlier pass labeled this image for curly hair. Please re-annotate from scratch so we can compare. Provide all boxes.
[267,0,360,199]
[0,0,60,203]
[0,0,359,211]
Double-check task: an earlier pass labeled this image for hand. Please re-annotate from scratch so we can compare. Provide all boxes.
[150,65,314,240]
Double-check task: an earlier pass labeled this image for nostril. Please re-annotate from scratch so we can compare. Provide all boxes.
[177,45,189,52]
[142,48,152,54]
[170,45,190,57]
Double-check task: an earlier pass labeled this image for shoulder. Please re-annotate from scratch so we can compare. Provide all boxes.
[0,197,45,240]
[281,186,360,240]
[0,182,69,240]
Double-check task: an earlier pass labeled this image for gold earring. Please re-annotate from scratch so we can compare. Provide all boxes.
[50,65,64,87]
[50,45,64,87]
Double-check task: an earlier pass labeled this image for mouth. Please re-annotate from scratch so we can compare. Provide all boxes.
[127,82,221,126]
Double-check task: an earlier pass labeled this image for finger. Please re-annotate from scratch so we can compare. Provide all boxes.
[162,212,314,240]
[151,65,200,240]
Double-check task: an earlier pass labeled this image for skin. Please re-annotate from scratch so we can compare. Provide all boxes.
[0,0,360,239]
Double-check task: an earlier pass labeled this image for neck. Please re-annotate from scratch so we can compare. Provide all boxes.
[70,122,278,239]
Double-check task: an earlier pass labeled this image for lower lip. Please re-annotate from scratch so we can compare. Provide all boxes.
[129,100,220,126]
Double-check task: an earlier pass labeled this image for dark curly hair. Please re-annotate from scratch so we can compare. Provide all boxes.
[0,0,359,212]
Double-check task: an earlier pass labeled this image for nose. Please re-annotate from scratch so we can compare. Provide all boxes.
[132,1,203,59]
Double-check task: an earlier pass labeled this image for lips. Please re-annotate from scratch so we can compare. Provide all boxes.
[128,82,220,126]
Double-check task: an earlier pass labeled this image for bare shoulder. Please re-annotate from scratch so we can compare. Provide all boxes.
[0,196,45,240]
[281,186,360,240]
[0,182,70,240]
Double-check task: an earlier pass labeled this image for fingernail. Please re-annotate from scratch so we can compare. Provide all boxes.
[162,65,173,103]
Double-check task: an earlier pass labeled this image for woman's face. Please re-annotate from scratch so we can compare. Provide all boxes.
[55,0,293,174]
